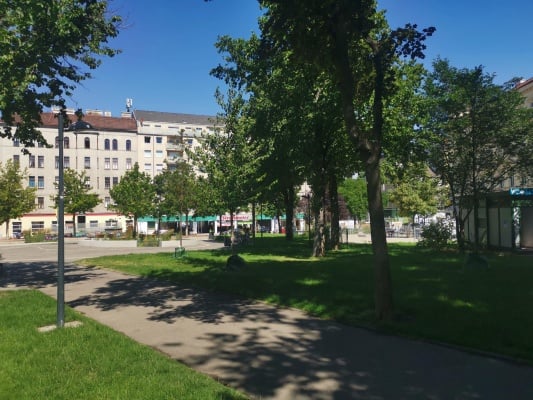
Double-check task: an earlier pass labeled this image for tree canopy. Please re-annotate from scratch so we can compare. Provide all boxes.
[0,0,121,148]
[423,59,533,249]
[51,168,100,236]
[109,163,156,238]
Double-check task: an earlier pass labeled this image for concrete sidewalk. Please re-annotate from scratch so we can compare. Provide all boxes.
[2,239,533,399]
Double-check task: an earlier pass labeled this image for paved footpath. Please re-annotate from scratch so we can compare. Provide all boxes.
[1,238,533,399]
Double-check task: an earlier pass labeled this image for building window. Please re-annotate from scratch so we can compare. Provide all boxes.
[104,177,110,189]
[90,220,98,228]
[112,139,118,151]
[126,158,132,170]
[144,136,151,144]
[104,197,111,208]
[156,136,162,144]
[104,138,110,150]
[84,137,90,149]
[112,177,119,186]
[64,137,69,149]
[38,155,44,168]
[55,136,60,148]
[13,138,20,147]
[84,157,90,169]
[112,158,118,170]
[84,176,91,188]
[29,155,35,168]
[31,221,45,232]
[126,140,131,151]
[156,163,164,172]
[29,176,35,188]
[56,156,70,169]
[13,155,19,166]
[144,163,152,172]
[104,157,110,170]
[38,176,44,189]
[144,150,152,158]
[37,197,44,209]
[155,150,163,158]
[12,221,22,235]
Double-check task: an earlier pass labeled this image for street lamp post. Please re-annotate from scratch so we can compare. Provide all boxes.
[57,111,65,328]
[56,109,96,328]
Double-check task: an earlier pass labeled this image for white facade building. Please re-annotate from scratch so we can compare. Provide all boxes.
[134,110,222,178]
[0,110,139,237]
[0,108,219,239]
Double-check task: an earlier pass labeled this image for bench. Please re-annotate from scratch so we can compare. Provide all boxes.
[174,247,186,259]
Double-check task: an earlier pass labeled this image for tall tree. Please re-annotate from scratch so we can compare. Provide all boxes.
[0,0,121,149]
[259,0,434,320]
[109,163,156,238]
[424,59,533,250]
[0,160,36,237]
[51,169,100,236]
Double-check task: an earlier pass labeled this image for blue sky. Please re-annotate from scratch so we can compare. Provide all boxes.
[65,0,533,117]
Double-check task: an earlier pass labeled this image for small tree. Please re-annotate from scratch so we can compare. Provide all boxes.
[0,160,36,237]
[388,163,440,227]
[339,177,369,226]
[51,169,100,236]
[109,163,156,238]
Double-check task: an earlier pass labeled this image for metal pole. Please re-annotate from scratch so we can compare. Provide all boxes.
[57,112,65,328]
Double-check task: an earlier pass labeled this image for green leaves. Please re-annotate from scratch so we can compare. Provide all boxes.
[0,0,121,148]
[0,160,36,236]
[109,163,156,237]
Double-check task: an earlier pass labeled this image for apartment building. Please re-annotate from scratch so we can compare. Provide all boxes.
[0,110,138,238]
[134,110,221,178]
[0,108,221,239]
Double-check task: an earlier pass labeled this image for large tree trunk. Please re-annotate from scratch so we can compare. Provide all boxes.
[366,157,394,321]
[284,187,295,240]
[331,20,394,320]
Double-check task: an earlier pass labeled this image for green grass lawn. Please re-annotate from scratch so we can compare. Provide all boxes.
[78,236,533,364]
[0,290,247,400]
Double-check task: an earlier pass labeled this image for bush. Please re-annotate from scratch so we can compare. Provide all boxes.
[137,235,160,247]
[417,221,453,251]
[23,230,56,243]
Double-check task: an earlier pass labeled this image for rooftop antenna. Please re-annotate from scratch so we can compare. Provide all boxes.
[126,98,133,112]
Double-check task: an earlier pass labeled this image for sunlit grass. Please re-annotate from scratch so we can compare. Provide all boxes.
[78,236,533,363]
[0,291,247,400]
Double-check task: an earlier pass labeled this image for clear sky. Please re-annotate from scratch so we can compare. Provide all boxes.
[65,0,533,118]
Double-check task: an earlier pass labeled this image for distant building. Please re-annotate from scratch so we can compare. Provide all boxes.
[134,110,222,178]
[0,108,220,238]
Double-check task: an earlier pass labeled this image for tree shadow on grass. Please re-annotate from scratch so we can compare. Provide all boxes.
[63,267,533,399]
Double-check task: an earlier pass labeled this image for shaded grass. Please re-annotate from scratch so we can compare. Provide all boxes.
[0,290,247,400]
[78,236,533,363]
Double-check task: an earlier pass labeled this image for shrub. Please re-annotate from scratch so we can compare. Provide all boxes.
[137,235,160,247]
[417,221,453,251]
